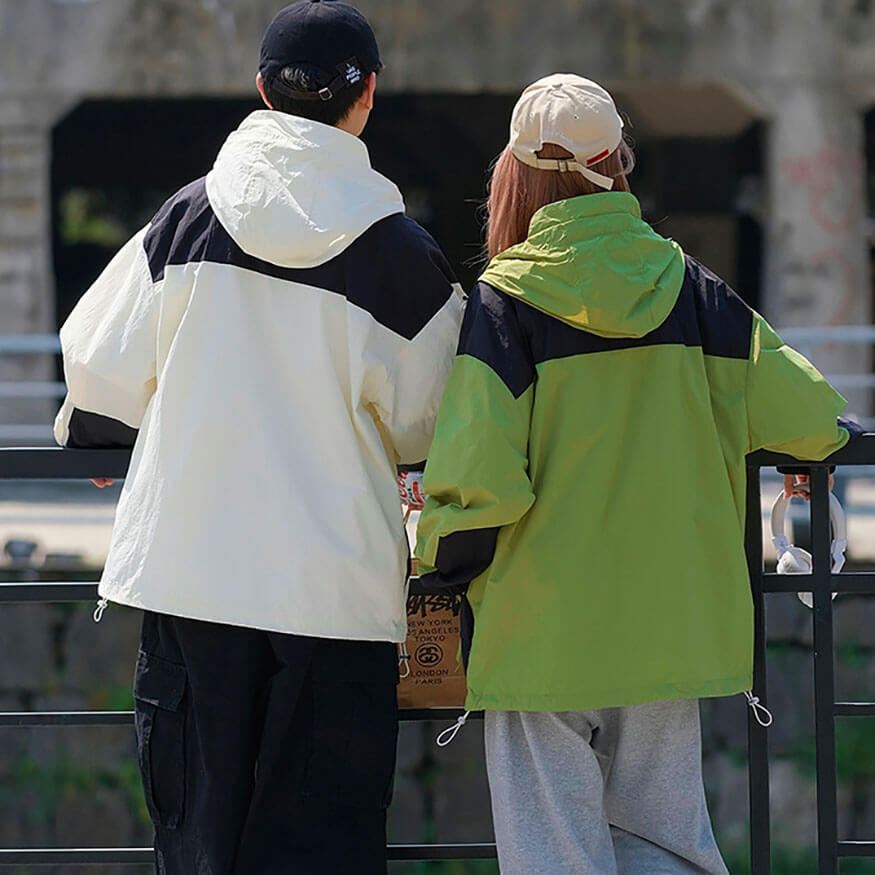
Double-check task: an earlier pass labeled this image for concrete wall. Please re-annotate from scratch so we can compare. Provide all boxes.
[3,1,873,102]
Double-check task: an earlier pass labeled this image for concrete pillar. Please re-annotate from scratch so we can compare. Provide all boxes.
[761,1,871,418]
[0,96,73,441]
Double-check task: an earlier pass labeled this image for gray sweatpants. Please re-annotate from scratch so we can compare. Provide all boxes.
[484,699,729,875]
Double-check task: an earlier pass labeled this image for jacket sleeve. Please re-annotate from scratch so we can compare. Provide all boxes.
[54,227,159,448]
[414,283,536,588]
[366,220,465,465]
[746,313,853,458]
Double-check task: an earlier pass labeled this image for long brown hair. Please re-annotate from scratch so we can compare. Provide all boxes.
[485,142,634,260]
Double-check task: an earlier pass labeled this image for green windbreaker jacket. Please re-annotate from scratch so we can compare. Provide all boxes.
[415,192,855,713]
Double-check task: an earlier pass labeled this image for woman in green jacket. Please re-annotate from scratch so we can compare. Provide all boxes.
[415,74,858,874]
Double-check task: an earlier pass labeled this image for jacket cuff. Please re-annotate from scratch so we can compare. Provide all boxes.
[776,416,865,475]
[838,416,865,440]
[66,409,139,449]
[417,527,499,594]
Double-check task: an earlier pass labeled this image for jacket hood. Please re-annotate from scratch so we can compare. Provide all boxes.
[480,192,685,339]
[205,110,404,269]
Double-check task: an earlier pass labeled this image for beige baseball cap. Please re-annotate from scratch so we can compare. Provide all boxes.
[509,74,624,190]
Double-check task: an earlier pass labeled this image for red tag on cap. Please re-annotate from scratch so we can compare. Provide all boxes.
[586,149,610,166]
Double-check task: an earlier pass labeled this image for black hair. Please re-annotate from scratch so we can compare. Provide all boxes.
[262,63,375,126]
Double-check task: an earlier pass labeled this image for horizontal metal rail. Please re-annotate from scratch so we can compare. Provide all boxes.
[837,842,875,858]
[833,703,875,717]
[0,335,61,354]
[0,447,130,479]
[389,843,497,860]
[761,572,875,594]
[0,709,482,728]
[0,381,65,399]
[0,582,100,602]
[8,573,875,605]
[0,711,134,727]
[0,844,498,865]
[777,325,875,344]
[0,849,155,866]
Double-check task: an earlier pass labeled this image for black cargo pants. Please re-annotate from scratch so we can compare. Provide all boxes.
[134,610,399,874]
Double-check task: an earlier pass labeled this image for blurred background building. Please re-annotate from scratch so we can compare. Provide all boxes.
[1,2,875,872]
[0,0,874,437]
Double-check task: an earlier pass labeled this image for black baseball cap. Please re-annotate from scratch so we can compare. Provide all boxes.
[258,0,382,102]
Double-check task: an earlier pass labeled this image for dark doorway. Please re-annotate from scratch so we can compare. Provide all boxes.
[51,98,762,325]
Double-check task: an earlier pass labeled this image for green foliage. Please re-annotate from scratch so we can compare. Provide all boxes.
[117,757,151,825]
[1,752,150,828]
[836,720,875,783]
[6,756,97,825]
[721,842,875,874]
[837,642,870,671]
[783,734,819,780]
[89,683,136,712]
[782,721,875,783]
[725,745,748,769]
[59,189,128,247]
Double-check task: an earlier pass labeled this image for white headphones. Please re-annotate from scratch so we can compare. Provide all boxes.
[769,486,846,608]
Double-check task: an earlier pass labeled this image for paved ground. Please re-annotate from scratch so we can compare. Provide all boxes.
[0,481,120,568]
[1,473,874,570]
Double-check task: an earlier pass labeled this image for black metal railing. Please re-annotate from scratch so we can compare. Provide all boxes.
[747,437,875,874]
[1,442,875,871]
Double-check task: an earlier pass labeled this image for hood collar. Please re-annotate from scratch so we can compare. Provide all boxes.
[205,110,404,269]
[481,192,685,339]
[530,190,642,230]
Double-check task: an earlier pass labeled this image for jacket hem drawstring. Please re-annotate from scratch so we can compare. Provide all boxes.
[93,598,108,623]
[744,691,773,727]
[436,710,471,746]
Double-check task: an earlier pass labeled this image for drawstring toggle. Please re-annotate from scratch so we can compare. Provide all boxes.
[436,710,471,747]
[93,598,108,623]
[744,691,773,727]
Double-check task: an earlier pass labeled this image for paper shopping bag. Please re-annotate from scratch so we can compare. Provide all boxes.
[397,584,467,709]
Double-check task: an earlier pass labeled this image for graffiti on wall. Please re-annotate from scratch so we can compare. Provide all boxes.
[778,139,867,327]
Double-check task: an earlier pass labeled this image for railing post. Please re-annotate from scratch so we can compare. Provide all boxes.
[811,466,838,874]
[745,464,771,875]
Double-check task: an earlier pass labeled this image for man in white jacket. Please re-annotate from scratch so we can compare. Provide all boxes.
[54,2,464,872]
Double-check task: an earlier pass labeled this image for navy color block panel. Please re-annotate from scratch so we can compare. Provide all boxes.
[685,257,753,360]
[419,527,499,670]
[464,255,753,395]
[419,527,501,595]
[142,178,457,341]
[456,283,536,399]
[838,416,865,440]
[143,178,213,284]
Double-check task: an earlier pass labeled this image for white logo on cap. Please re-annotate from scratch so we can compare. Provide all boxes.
[345,63,362,84]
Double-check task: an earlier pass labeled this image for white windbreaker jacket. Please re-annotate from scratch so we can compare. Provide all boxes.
[55,110,465,642]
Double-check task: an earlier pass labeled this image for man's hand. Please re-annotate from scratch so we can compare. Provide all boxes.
[783,473,834,502]
[91,478,115,488]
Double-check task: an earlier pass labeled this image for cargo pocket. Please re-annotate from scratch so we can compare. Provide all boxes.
[303,642,399,809]
[133,650,187,829]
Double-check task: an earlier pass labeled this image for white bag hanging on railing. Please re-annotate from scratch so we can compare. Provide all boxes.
[769,485,846,608]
